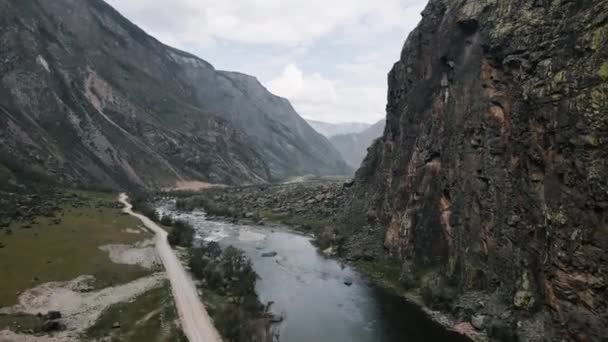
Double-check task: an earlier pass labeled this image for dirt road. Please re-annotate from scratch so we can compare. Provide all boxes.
[118,194,222,342]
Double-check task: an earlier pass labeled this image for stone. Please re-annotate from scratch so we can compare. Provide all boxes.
[112,321,121,329]
[471,314,487,330]
[45,311,62,320]
[269,314,284,323]
[41,320,65,332]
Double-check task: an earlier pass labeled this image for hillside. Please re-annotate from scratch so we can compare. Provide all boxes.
[330,120,385,169]
[0,0,348,190]
[306,120,371,138]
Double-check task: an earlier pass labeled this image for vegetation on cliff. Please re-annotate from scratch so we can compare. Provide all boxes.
[350,0,608,340]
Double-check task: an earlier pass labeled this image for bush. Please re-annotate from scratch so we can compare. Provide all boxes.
[139,205,159,222]
[167,220,194,247]
[188,243,262,342]
[129,194,159,222]
[176,196,235,217]
[189,244,257,299]
[160,215,174,226]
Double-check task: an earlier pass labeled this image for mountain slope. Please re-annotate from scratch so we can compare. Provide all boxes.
[350,0,608,340]
[0,0,348,189]
[185,70,350,179]
[306,120,371,138]
[330,120,385,169]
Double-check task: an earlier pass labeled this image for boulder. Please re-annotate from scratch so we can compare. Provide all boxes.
[471,314,486,330]
[45,311,62,320]
[269,314,284,323]
[41,320,65,332]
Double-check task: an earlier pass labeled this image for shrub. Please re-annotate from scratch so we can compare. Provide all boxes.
[188,243,262,342]
[160,215,174,226]
[176,196,235,217]
[167,220,194,247]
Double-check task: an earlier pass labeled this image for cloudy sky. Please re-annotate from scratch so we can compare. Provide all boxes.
[106,0,427,124]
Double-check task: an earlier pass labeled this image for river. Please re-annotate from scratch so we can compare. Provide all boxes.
[157,200,471,342]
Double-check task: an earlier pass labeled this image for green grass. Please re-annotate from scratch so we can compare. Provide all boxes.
[599,62,608,80]
[84,280,187,342]
[0,191,153,307]
[0,313,44,334]
[0,162,13,180]
[355,259,404,288]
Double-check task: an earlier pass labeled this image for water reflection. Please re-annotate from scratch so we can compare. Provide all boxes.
[157,200,470,342]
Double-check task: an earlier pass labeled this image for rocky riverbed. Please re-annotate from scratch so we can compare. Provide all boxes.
[156,182,493,341]
[156,198,474,342]
[174,180,347,225]
[171,180,385,262]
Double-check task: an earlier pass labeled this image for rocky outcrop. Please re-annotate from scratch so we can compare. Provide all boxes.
[351,0,608,341]
[330,120,385,169]
[175,180,346,226]
[0,0,348,190]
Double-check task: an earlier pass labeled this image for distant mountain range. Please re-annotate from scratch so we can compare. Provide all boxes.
[306,120,371,138]
[329,120,385,169]
[0,0,349,190]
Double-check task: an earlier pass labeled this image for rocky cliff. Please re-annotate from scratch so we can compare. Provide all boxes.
[352,0,608,340]
[330,120,385,169]
[0,0,348,190]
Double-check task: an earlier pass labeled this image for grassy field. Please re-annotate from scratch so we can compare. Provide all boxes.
[0,191,153,307]
[0,163,13,181]
[0,313,44,335]
[84,280,187,342]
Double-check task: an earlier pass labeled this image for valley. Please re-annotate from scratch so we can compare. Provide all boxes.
[1,0,606,341]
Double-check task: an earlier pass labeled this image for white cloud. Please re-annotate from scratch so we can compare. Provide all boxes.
[106,0,425,47]
[268,64,338,104]
[268,64,386,123]
[105,0,427,123]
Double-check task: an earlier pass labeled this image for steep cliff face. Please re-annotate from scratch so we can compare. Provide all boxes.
[353,0,607,340]
[0,0,348,189]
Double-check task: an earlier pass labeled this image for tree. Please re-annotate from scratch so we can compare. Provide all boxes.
[167,220,194,247]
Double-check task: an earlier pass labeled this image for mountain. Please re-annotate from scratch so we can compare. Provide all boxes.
[0,0,348,190]
[329,120,385,169]
[306,120,371,138]
[349,0,608,340]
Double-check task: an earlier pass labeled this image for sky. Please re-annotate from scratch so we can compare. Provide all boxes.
[105,0,428,124]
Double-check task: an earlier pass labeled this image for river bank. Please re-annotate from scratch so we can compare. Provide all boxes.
[119,194,222,342]
[164,180,494,342]
[154,190,479,342]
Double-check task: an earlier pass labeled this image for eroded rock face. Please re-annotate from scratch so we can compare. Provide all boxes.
[0,0,348,189]
[352,0,608,340]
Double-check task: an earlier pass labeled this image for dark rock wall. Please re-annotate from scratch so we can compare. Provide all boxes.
[353,0,608,340]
